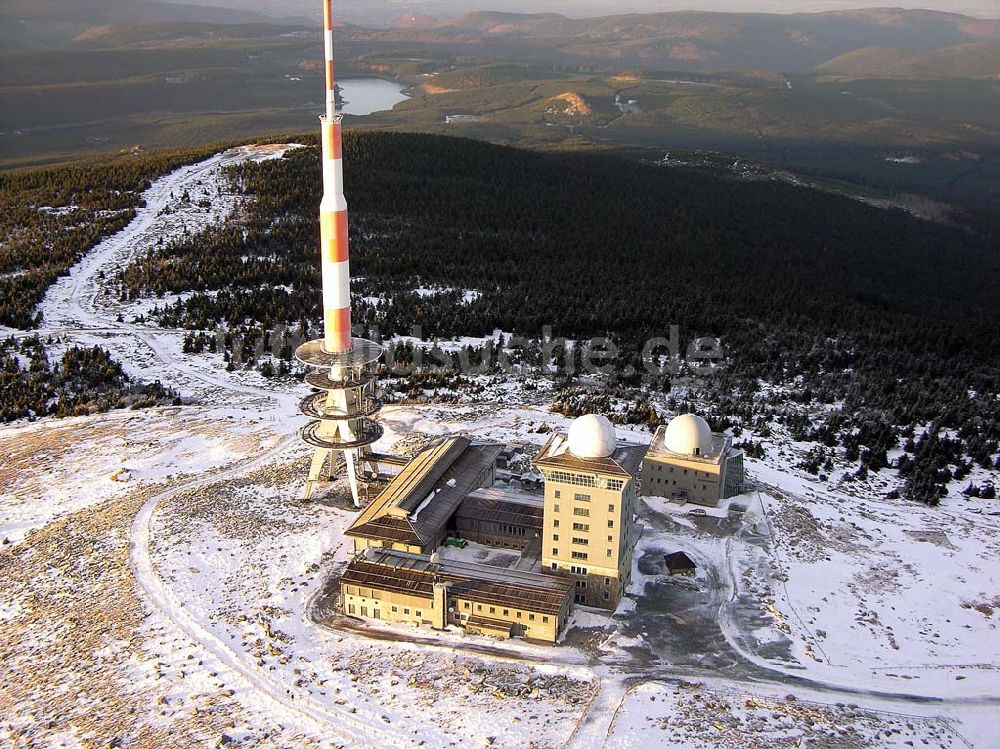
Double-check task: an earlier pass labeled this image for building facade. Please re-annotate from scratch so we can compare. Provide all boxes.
[451,488,544,550]
[641,414,745,507]
[533,415,644,610]
[341,548,575,643]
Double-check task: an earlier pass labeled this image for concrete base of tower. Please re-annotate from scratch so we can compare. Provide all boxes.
[303,446,387,507]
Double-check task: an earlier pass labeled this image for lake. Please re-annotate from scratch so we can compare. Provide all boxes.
[338,78,409,116]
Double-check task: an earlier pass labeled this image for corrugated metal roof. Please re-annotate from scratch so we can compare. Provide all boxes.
[346,438,503,547]
[347,548,574,616]
[341,560,435,599]
[465,487,544,507]
[456,490,545,528]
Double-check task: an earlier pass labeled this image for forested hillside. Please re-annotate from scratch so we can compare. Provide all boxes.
[117,132,1000,503]
[0,144,243,328]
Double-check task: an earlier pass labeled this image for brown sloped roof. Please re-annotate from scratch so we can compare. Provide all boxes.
[346,437,503,547]
[341,560,435,600]
[347,548,574,617]
[443,575,569,615]
[532,433,647,479]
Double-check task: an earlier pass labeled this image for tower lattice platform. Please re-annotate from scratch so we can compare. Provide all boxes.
[296,338,385,505]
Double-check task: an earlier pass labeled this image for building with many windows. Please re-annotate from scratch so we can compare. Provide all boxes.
[341,547,574,642]
[641,414,745,507]
[337,412,735,642]
[533,415,645,610]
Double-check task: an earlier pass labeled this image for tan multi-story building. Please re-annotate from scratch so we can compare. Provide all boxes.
[533,415,644,610]
[641,414,745,507]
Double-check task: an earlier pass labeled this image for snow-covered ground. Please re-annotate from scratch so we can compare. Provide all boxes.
[605,681,967,749]
[0,407,283,545]
[748,460,1000,697]
[2,148,998,748]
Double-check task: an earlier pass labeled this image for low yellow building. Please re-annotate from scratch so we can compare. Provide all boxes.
[641,414,745,507]
[340,547,575,643]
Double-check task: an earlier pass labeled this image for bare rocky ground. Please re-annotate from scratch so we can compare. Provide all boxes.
[608,681,960,749]
[0,410,316,749]
[0,486,298,748]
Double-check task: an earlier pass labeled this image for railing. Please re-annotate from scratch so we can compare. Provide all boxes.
[301,419,384,450]
[305,369,378,391]
[299,391,382,421]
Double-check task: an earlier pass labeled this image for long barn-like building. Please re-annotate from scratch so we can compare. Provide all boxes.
[341,548,575,642]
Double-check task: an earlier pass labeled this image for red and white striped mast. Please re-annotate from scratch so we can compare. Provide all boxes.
[296,0,384,506]
[320,0,352,354]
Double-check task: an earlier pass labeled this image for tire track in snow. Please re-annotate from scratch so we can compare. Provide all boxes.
[129,436,424,749]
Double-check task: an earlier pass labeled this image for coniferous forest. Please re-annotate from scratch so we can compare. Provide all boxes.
[4,132,999,503]
[114,132,1000,505]
[0,336,179,422]
[0,143,237,328]
[0,145,229,419]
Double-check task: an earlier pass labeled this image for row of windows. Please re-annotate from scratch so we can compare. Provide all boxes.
[653,464,717,479]
[574,592,613,603]
[576,577,619,590]
[467,522,528,536]
[548,470,596,487]
[557,565,619,588]
[349,599,554,626]
[557,518,614,528]
[553,504,617,516]
[348,602,424,618]
[461,600,549,623]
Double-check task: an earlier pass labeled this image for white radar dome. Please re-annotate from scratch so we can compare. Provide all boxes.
[663,414,714,456]
[567,414,617,459]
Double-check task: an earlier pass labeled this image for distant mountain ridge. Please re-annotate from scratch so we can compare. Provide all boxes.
[817,42,1000,77]
[369,8,1000,73]
[0,0,310,49]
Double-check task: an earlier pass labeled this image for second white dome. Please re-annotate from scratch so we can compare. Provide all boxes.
[662,413,714,456]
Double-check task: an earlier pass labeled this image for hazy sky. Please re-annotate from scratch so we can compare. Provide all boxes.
[201,0,1000,23]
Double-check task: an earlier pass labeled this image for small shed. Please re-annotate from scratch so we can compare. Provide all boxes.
[664,551,697,576]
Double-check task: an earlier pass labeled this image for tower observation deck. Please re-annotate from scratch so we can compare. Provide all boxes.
[296,0,384,506]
